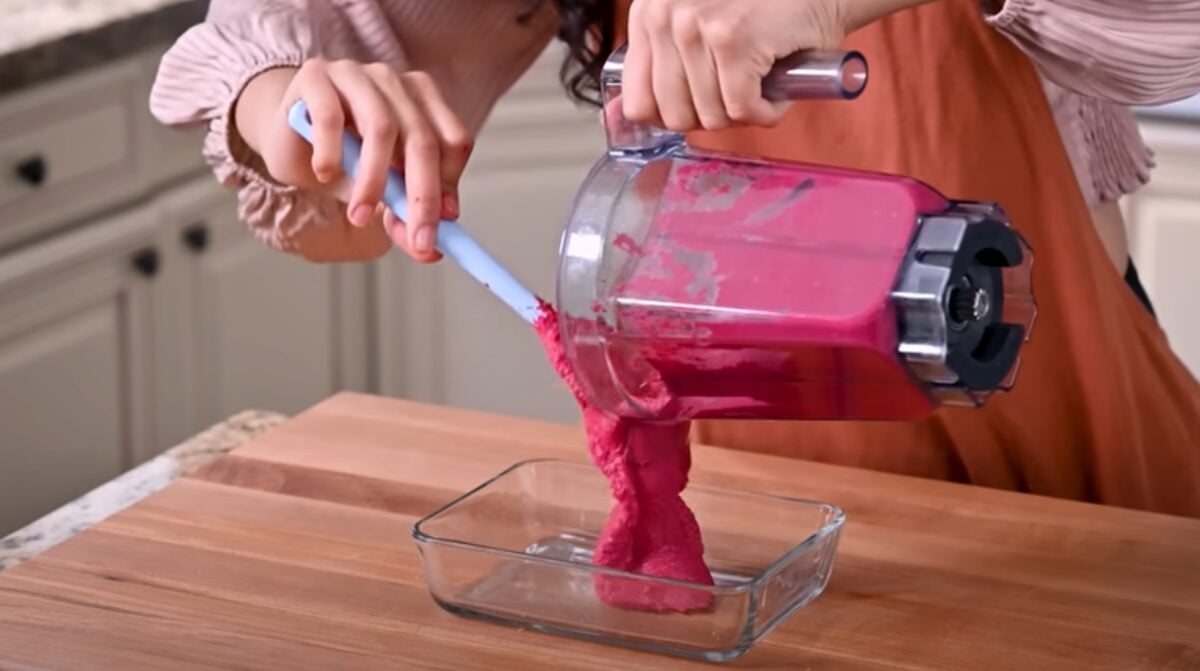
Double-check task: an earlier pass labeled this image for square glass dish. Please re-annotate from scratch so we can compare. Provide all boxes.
[412,459,845,662]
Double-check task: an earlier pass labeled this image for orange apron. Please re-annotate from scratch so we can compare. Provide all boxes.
[617,0,1200,516]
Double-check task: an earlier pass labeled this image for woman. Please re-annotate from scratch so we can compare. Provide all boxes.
[151,0,1200,516]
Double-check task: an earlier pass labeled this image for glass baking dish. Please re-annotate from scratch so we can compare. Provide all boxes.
[412,459,845,662]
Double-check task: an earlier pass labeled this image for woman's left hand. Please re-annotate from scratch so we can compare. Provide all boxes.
[622,0,925,131]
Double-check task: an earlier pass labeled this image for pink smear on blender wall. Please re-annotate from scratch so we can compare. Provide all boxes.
[607,158,945,420]
[535,301,714,612]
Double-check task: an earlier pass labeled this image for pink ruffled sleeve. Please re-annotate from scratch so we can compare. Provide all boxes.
[986,0,1200,105]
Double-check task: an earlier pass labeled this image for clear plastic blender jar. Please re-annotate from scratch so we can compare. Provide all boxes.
[556,49,1035,422]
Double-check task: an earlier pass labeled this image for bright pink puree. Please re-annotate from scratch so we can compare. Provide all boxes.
[535,301,714,612]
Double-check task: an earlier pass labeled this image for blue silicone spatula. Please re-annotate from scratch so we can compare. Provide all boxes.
[287,101,541,324]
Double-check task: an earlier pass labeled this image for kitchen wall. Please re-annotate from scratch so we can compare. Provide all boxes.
[2,3,1199,535]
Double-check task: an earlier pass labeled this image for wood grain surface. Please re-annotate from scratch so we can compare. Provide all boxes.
[0,393,1197,670]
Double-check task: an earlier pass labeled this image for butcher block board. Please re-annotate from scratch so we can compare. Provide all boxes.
[0,392,1198,670]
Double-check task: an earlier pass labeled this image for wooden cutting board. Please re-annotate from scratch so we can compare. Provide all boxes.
[0,392,1198,670]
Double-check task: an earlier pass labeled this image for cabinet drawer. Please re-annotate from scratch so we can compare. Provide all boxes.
[0,103,130,204]
[0,60,141,250]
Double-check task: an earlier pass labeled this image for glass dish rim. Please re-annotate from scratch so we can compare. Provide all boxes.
[410,457,846,596]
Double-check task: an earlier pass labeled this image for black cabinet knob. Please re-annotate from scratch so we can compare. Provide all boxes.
[15,156,47,187]
[182,222,209,252]
[131,248,160,278]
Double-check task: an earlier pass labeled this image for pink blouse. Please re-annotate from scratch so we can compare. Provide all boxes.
[150,0,1200,257]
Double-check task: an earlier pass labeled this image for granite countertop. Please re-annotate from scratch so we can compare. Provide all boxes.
[0,0,205,95]
[0,410,286,573]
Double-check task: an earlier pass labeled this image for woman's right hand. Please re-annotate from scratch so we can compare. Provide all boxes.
[234,59,474,263]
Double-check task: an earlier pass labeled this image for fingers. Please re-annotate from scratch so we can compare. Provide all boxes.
[671,10,729,130]
[365,69,440,257]
[272,60,475,262]
[623,0,791,131]
[325,62,399,227]
[304,62,475,261]
[648,7,699,131]
[622,0,659,126]
[383,207,442,263]
[403,71,473,221]
[397,111,441,259]
[712,43,789,127]
[367,68,474,259]
[705,30,792,127]
[293,63,345,183]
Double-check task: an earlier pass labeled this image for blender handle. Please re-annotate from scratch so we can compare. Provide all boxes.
[600,48,867,152]
[762,50,868,102]
[601,48,868,102]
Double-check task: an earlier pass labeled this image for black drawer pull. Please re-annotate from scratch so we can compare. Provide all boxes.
[15,156,47,187]
[131,248,160,278]
[182,222,209,252]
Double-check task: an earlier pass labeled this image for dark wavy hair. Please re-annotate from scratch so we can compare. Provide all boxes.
[520,1,617,107]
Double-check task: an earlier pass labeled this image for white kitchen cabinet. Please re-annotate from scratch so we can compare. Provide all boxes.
[0,55,179,252]
[0,42,382,535]
[374,47,602,424]
[0,207,159,534]
[0,173,374,536]
[1128,121,1200,379]
[154,177,371,448]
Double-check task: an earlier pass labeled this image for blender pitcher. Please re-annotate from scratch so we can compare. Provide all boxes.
[556,48,1036,422]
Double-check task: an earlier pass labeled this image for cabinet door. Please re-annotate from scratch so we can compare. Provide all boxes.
[0,208,158,535]
[1127,193,1200,377]
[1128,122,1200,379]
[375,48,602,424]
[156,178,370,445]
